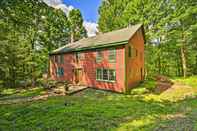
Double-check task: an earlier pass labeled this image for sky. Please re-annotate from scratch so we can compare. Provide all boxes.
[43,0,101,37]
[62,0,101,23]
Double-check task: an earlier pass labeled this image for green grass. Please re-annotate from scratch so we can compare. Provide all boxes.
[0,87,45,100]
[0,78,197,130]
[174,76,197,87]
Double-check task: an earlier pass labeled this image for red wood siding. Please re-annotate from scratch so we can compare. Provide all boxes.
[50,46,125,92]
[125,28,145,90]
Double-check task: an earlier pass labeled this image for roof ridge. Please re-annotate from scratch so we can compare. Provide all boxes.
[50,24,143,55]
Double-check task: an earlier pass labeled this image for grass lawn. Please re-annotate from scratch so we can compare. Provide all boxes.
[173,76,197,88]
[0,87,46,100]
[0,78,197,131]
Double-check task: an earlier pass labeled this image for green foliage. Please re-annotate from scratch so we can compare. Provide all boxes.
[0,87,45,100]
[0,0,87,88]
[130,80,156,95]
[174,76,197,88]
[98,0,197,78]
[68,9,87,42]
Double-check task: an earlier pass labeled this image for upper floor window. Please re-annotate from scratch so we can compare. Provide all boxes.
[128,45,137,58]
[76,52,84,61]
[54,55,64,64]
[108,48,116,63]
[96,50,103,63]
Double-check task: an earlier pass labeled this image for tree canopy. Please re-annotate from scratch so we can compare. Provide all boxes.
[0,0,87,88]
[98,0,197,78]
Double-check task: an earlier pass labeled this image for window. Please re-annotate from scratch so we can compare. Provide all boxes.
[96,69,102,80]
[76,52,84,61]
[103,69,108,80]
[96,68,116,82]
[56,67,64,77]
[109,69,116,81]
[108,49,116,62]
[54,55,64,64]
[128,45,137,58]
[79,53,85,60]
[96,50,103,63]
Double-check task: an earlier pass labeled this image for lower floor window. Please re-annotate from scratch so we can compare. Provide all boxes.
[56,67,64,77]
[96,68,116,82]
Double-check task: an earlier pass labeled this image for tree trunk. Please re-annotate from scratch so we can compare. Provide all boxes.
[71,31,74,43]
[180,34,187,78]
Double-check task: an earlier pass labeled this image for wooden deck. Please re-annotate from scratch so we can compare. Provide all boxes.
[65,85,88,95]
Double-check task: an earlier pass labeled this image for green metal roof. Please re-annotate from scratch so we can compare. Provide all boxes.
[50,24,143,55]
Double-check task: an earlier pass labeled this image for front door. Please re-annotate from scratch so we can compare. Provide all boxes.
[74,68,83,85]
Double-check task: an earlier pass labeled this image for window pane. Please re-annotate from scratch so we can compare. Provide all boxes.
[96,69,102,80]
[109,70,116,81]
[109,49,116,62]
[80,53,84,60]
[60,68,64,76]
[103,69,108,80]
[56,67,64,77]
[56,68,60,76]
[76,52,84,60]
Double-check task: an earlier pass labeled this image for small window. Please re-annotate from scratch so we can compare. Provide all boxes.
[96,69,102,80]
[129,45,137,58]
[79,53,85,60]
[54,55,64,64]
[96,50,103,63]
[108,49,116,62]
[76,52,84,61]
[56,67,64,77]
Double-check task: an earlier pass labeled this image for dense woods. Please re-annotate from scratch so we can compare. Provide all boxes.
[0,0,196,88]
[0,0,86,88]
[98,0,197,78]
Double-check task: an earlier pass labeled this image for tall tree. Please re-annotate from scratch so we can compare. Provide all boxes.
[0,0,71,88]
[98,0,197,78]
[68,9,87,43]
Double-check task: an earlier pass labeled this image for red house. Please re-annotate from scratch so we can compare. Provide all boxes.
[49,24,145,93]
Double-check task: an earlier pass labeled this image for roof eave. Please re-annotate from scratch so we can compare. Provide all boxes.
[49,40,128,55]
